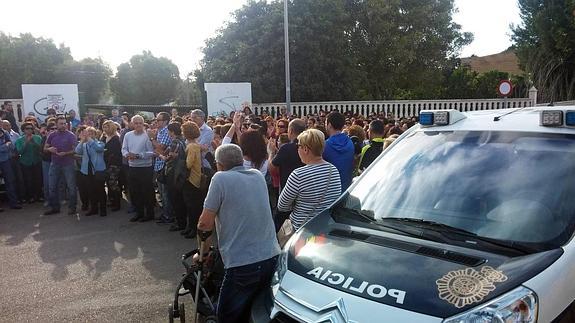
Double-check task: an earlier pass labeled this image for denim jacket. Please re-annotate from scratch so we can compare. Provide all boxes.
[75,139,106,175]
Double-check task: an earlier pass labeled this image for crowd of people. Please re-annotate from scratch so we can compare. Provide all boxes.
[0,100,415,220]
[0,100,416,322]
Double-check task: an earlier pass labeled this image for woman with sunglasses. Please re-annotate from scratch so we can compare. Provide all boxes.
[276,119,289,138]
[15,122,43,203]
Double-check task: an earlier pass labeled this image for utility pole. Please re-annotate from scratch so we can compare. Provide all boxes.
[283,0,291,116]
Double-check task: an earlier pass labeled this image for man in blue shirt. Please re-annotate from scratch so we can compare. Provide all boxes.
[67,110,81,130]
[323,111,354,192]
[190,109,214,168]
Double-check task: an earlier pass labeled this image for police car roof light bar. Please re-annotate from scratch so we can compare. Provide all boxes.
[419,110,466,127]
[540,110,563,127]
[419,112,434,126]
[433,111,450,126]
[565,111,575,127]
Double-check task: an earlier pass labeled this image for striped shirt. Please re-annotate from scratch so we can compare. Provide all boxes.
[277,162,341,231]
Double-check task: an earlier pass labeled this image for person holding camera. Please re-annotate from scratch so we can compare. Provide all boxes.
[75,127,107,217]
[197,144,280,323]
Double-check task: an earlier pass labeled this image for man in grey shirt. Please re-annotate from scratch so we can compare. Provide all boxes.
[121,115,156,222]
[198,144,280,323]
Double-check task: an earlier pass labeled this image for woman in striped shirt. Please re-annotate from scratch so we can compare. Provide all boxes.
[277,129,341,231]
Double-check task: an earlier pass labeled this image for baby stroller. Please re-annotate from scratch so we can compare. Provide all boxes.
[169,232,224,323]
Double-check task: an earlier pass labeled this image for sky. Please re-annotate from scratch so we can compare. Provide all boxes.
[1,0,521,78]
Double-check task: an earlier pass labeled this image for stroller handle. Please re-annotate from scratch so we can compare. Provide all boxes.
[182,249,199,260]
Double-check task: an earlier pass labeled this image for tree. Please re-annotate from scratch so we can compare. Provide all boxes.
[54,58,112,103]
[175,74,204,105]
[349,0,472,100]
[110,51,180,104]
[512,0,575,102]
[0,33,72,98]
[197,0,472,102]
[443,66,478,99]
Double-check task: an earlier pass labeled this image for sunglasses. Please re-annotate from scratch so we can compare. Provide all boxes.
[277,125,287,129]
[25,128,34,131]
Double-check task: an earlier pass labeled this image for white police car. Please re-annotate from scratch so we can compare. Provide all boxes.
[251,107,575,322]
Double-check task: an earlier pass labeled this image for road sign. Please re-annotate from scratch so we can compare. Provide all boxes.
[497,80,513,97]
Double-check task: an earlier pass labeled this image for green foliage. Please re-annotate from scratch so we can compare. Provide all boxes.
[197,0,473,102]
[175,74,204,105]
[513,0,575,101]
[0,33,72,98]
[54,58,112,103]
[0,33,112,103]
[443,67,530,99]
[110,51,181,105]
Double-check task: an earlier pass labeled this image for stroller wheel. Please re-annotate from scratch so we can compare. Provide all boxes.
[204,315,217,323]
[168,304,175,323]
[179,303,186,323]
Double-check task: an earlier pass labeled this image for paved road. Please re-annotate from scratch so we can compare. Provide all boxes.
[0,203,197,322]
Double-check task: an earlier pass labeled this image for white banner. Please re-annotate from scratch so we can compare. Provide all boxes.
[21,84,79,122]
[204,82,252,116]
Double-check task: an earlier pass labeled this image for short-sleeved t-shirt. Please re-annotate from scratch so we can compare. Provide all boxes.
[46,130,77,166]
[203,166,280,269]
[272,141,304,191]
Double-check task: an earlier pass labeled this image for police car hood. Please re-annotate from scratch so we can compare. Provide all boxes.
[286,213,563,318]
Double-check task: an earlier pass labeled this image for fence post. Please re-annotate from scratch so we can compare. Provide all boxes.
[529,86,538,106]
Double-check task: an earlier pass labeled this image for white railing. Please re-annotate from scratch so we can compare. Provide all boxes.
[253,98,535,118]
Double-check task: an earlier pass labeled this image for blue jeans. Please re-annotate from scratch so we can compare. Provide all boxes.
[0,159,18,207]
[217,256,278,323]
[156,175,172,220]
[42,161,51,201]
[48,163,77,210]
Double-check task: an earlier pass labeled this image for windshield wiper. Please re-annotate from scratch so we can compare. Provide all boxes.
[335,208,445,243]
[380,217,534,255]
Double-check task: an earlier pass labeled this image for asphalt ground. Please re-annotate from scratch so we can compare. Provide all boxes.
[0,202,197,322]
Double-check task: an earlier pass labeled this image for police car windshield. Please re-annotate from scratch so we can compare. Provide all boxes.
[344,130,575,248]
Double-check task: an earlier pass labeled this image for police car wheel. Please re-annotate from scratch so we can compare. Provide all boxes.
[203,315,217,323]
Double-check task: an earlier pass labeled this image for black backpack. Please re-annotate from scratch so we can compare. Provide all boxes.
[165,139,189,187]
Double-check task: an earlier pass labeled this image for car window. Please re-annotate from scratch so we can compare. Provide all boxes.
[343,131,575,248]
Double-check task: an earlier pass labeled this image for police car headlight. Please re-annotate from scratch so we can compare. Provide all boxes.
[271,250,288,287]
[443,286,538,323]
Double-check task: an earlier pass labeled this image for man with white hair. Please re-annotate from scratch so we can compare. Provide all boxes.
[190,109,214,168]
[2,120,20,143]
[197,144,280,323]
[121,115,156,222]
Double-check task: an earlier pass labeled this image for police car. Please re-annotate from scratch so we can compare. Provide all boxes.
[251,107,575,322]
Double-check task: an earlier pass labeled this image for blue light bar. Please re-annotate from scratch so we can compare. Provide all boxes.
[419,112,434,126]
[566,111,575,126]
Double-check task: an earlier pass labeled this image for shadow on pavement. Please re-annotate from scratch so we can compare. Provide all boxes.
[0,203,195,283]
